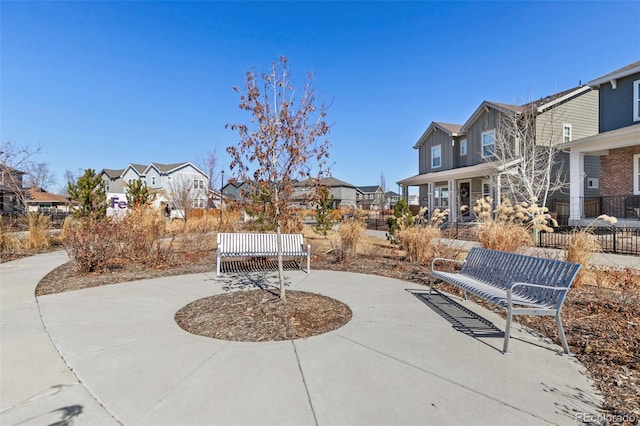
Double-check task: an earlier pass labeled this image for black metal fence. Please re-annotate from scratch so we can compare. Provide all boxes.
[538,226,640,256]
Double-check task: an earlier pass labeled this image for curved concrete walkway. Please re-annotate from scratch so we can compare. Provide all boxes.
[2,251,603,425]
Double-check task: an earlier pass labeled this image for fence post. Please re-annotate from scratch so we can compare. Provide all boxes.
[612,226,616,254]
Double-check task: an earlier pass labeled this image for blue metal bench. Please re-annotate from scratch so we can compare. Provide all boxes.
[430,247,581,354]
[216,232,311,277]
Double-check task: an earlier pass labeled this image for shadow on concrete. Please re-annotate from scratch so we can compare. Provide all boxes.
[407,289,505,353]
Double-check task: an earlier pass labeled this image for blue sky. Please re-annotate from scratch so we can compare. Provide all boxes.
[2,1,639,194]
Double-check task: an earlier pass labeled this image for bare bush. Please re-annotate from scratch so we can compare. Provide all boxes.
[63,220,119,273]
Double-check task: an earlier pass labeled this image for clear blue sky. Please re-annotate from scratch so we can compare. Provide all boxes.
[2,1,639,194]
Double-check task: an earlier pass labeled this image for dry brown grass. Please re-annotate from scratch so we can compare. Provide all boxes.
[0,227,21,254]
[337,218,365,259]
[476,222,533,253]
[24,212,51,250]
[396,226,442,264]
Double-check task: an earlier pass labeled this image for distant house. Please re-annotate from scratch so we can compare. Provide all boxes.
[0,166,26,213]
[385,191,401,209]
[356,185,385,210]
[398,85,599,223]
[100,162,209,210]
[292,177,358,210]
[561,61,640,224]
[26,188,71,213]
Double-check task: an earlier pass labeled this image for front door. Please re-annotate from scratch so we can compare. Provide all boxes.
[459,182,470,217]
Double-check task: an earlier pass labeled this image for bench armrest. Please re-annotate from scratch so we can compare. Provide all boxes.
[509,282,571,292]
[431,257,466,273]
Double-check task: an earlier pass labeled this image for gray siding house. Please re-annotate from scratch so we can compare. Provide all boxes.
[561,61,640,225]
[398,85,599,223]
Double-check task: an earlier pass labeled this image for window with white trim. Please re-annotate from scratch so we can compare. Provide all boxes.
[460,138,467,156]
[434,185,448,207]
[151,176,156,185]
[431,145,441,168]
[634,154,640,195]
[481,130,496,158]
[587,178,599,189]
[634,80,640,122]
[563,123,572,143]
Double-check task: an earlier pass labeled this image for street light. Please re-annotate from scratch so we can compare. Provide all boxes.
[220,170,224,223]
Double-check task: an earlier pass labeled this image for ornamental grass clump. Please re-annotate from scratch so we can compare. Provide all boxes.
[566,214,616,287]
[337,217,365,259]
[473,197,534,253]
[25,212,51,251]
[397,225,442,264]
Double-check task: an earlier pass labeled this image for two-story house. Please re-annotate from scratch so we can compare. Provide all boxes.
[561,61,640,225]
[100,162,209,210]
[398,85,599,223]
[356,185,385,210]
[0,166,26,213]
[291,177,358,210]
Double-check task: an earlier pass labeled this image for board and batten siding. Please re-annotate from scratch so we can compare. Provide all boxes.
[599,72,640,133]
[418,128,455,173]
[465,108,502,165]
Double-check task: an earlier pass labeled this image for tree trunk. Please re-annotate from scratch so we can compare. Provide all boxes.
[274,187,286,301]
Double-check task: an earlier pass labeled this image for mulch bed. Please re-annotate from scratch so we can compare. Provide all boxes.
[175,290,352,341]
[33,249,640,423]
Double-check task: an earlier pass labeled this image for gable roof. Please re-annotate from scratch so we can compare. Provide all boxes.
[102,168,124,179]
[460,101,522,131]
[356,185,382,193]
[588,61,640,88]
[26,188,70,204]
[413,121,463,148]
[294,176,356,189]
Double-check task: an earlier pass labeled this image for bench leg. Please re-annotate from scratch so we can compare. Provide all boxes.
[503,306,513,354]
[216,255,221,277]
[556,312,572,355]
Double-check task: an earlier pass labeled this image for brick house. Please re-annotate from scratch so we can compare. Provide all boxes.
[561,61,640,224]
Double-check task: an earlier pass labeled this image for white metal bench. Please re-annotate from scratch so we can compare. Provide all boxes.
[216,232,311,277]
[430,247,581,354]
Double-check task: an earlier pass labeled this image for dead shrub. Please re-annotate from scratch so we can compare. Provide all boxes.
[119,207,176,266]
[63,219,119,273]
[476,222,533,253]
[565,215,616,288]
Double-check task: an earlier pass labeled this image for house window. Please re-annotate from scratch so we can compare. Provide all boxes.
[634,80,640,122]
[481,130,496,158]
[482,180,491,199]
[460,138,467,156]
[587,178,599,189]
[563,124,572,143]
[151,176,156,185]
[634,154,640,195]
[434,185,448,207]
[431,145,441,168]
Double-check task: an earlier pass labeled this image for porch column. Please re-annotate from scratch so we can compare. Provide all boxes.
[569,151,585,223]
[427,182,434,215]
[448,179,456,222]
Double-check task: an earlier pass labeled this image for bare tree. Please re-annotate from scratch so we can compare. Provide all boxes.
[168,175,197,220]
[226,56,331,301]
[379,171,388,210]
[0,141,43,212]
[492,103,567,211]
[198,148,220,211]
[25,162,56,191]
